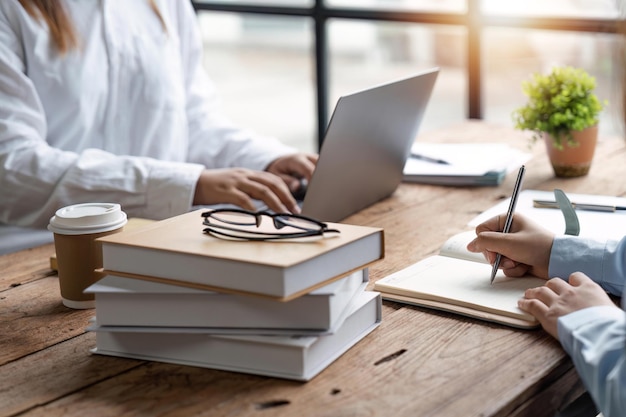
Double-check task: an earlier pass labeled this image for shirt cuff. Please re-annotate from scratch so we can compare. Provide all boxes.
[558,306,626,356]
[143,160,204,220]
[549,235,607,281]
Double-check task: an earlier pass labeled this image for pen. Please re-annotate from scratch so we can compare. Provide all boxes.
[409,152,450,165]
[490,165,526,284]
[533,200,626,212]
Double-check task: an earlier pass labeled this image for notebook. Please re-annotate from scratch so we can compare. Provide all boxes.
[402,142,531,186]
[299,68,439,222]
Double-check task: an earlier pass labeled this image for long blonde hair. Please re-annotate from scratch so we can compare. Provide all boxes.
[18,0,165,54]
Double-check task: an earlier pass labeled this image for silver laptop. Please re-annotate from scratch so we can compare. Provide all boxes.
[299,67,439,222]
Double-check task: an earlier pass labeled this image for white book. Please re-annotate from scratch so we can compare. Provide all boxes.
[89,291,382,381]
[97,210,384,300]
[86,269,368,335]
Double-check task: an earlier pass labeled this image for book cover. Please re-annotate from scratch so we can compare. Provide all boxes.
[374,231,544,328]
[89,291,382,381]
[86,269,368,334]
[97,210,384,300]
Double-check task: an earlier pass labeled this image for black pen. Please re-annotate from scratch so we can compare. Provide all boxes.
[409,152,450,165]
[490,165,526,284]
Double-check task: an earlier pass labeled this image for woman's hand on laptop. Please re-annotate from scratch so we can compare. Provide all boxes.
[266,153,318,196]
[193,167,301,214]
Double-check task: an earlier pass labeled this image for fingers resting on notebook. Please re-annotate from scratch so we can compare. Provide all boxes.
[517,272,617,338]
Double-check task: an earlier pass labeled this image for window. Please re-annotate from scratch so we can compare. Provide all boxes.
[193,1,623,152]
[198,12,316,152]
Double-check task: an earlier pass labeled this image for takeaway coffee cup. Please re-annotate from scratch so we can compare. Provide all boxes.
[48,203,127,309]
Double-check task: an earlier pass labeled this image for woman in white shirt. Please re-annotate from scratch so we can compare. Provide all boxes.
[0,0,316,243]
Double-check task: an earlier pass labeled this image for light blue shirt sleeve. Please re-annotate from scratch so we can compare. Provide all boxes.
[549,235,626,296]
[558,306,626,417]
[550,235,626,417]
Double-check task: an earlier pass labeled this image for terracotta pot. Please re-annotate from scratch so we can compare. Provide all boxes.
[542,125,598,177]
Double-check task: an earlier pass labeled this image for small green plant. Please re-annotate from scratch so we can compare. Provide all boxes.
[512,66,605,150]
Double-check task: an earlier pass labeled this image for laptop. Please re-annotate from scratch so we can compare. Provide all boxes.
[298,67,439,222]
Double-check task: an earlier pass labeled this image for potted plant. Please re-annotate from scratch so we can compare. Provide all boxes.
[512,66,606,177]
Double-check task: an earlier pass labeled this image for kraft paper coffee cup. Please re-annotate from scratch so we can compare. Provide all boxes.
[48,203,127,309]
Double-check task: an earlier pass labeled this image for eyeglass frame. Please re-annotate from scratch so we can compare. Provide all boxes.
[201,208,340,241]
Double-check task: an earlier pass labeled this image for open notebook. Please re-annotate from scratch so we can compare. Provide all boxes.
[374,230,544,329]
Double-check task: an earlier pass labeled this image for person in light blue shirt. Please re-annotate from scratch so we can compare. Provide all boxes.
[467,214,626,417]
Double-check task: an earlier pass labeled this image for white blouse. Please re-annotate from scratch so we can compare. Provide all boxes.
[0,0,294,234]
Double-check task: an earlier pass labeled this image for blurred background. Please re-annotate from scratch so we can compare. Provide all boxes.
[193,0,623,153]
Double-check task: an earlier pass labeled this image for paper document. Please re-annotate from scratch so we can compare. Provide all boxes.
[469,190,626,241]
[403,143,531,186]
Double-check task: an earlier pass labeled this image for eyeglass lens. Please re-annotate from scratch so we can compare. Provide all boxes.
[208,211,323,233]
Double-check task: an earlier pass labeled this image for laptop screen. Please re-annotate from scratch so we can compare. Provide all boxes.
[300,68,439,222]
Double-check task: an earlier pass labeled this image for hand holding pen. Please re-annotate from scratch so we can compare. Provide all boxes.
[466,166,555,280]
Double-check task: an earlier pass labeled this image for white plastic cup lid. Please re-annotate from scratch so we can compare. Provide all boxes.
[47,203,128,235]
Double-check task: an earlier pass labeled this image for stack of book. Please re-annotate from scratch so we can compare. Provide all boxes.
[86,210,384,381]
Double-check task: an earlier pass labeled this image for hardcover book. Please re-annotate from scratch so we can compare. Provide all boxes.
[89,291,382,381]
[86,269,368,334]
[97,210,384,300]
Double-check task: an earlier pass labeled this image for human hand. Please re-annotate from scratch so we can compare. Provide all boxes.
[466,213,554,279]
[193,168,300,214]
[265,153,318,194]
[518,272,617,339]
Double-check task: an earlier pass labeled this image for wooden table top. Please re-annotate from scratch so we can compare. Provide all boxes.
[2,121,625,417]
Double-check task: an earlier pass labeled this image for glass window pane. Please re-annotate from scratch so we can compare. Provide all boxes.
[481,0,619,18]
[197,12,316,153]
[326,0,466,13]
[328,20,467,134]
[483,28,620,139]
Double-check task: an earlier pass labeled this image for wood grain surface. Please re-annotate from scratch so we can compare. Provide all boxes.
[2,121,624,417]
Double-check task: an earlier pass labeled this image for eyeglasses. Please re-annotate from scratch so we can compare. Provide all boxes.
[201,209,340,241]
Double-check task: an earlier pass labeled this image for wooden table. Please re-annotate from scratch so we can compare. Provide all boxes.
[3,121,625,417]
